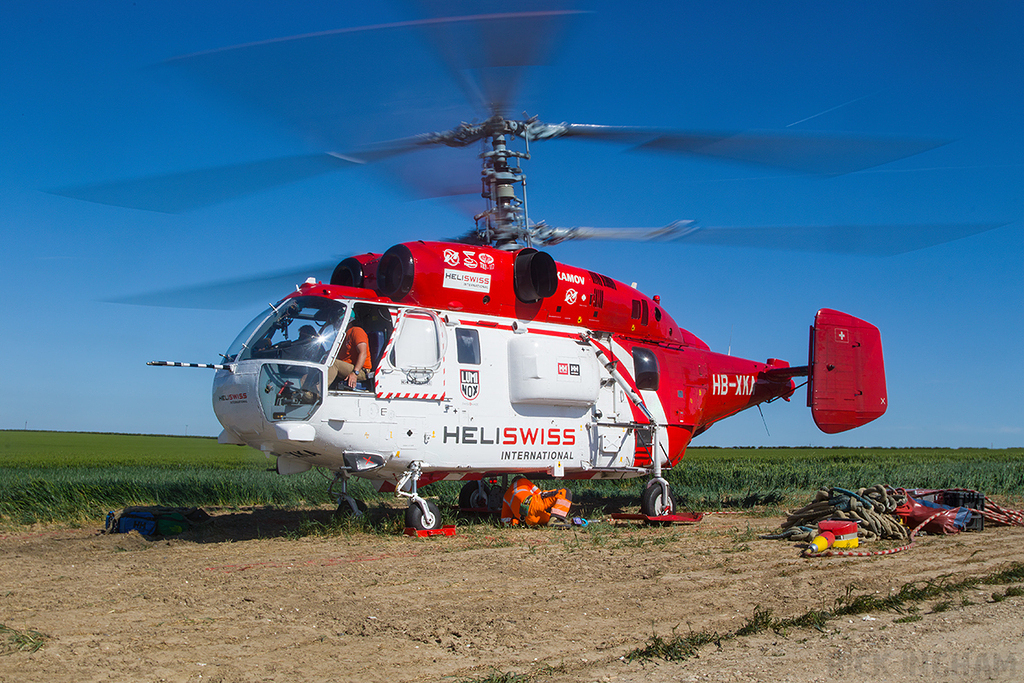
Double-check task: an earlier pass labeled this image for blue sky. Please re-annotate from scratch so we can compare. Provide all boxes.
[2,1,1021,447]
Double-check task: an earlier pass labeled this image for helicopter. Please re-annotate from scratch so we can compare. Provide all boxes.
[54,8,993,531]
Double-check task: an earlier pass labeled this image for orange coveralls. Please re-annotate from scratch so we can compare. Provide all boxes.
[501,477,572,526]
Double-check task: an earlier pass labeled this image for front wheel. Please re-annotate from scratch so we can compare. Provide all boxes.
[641,482,675,517]
[405,500,443,531]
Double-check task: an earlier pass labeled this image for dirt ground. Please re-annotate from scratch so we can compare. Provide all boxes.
[1,506,1022,683]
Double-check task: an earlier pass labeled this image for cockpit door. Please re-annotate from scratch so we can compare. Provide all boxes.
[374,309,447,400]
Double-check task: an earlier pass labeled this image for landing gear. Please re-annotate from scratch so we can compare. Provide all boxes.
[405,499,443,531]
[396,461,444,531]
[641,479,675,517]
[329,471,366,518]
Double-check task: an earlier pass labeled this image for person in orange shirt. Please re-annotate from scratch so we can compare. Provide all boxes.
[501,477,572,527]
[329,323,372,389]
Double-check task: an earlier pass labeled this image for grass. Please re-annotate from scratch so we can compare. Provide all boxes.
[0,624,48,656]
[1,430,1022,526]
[626,561,1024,663]
[455,671,533,683]
[0,430,264,469]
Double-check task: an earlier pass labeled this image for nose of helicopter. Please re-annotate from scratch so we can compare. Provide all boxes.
[212,365,265,442]
[213,360,330,445]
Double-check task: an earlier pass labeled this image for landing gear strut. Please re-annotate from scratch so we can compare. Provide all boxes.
[396,461,443,531]
[329,471,366,517]
[640,422,674,517]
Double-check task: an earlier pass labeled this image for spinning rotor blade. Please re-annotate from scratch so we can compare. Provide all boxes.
[111,221,1007,310]
[107,261,340,310]
[411,8,585,114]
[61,11,578,212]
[164,11,580,150]
[50,154,359,213]
[529,124,947,176]
[551,221,1007,255]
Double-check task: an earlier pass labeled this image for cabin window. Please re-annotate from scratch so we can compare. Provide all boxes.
[389,310,446,374]
[456,328,481,365]
[393,315,440,367]
[632,347,660,391]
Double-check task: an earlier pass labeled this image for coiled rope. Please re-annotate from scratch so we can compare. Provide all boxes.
[760,484,910,544]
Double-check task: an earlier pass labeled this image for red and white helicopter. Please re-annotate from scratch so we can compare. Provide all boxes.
[150,107,892,530]
[60,10,987,530]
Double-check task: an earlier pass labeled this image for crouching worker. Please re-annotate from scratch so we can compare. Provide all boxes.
[501,477,572,527]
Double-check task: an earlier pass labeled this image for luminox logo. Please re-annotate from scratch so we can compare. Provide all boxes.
[711,374,756,396]
[443,249,460,266]
[565,288,578,304]
[460,369,480,400]
[558,271,585,285]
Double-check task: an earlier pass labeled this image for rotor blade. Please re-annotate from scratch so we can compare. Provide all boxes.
[553,222,1008,255]
[409,7,585,114]
[536,124,947,175]
[49,154,359,213]
[106,261,340,310]
[162,15,537,150]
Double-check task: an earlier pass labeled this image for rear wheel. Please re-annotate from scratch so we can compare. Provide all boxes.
[458,481,490,510]
[405,500,442,531]
[641,482,675,517]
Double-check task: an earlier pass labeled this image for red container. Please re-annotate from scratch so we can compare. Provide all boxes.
[818,520,857,535]
[818,519,859,548]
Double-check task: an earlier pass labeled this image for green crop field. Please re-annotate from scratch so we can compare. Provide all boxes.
[1,430,1022,526]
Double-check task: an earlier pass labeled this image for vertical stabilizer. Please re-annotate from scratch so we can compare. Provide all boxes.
[808,308,887,433]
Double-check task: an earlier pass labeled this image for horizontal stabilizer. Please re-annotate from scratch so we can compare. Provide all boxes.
[808,309,887,434]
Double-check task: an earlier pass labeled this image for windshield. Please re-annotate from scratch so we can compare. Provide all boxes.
[225,297,348,364]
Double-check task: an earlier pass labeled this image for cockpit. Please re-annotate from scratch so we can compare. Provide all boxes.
[220,297,398,422]
[223,296,347,365]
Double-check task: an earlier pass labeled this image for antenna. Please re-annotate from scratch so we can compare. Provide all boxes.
[757,404,771,437]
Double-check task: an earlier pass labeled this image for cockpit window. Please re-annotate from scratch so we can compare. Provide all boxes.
[223,307,274,363]
[227,297,348,364]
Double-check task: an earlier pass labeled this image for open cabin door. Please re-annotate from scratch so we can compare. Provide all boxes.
[374,309,447,400]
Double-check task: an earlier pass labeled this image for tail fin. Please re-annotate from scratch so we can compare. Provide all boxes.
[808,309,887,434]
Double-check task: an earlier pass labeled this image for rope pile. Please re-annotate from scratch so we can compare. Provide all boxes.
[985,500,1024,527]
[760,484,909,543]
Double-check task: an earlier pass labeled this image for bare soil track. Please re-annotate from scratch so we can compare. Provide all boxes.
[1,508,1022,683]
